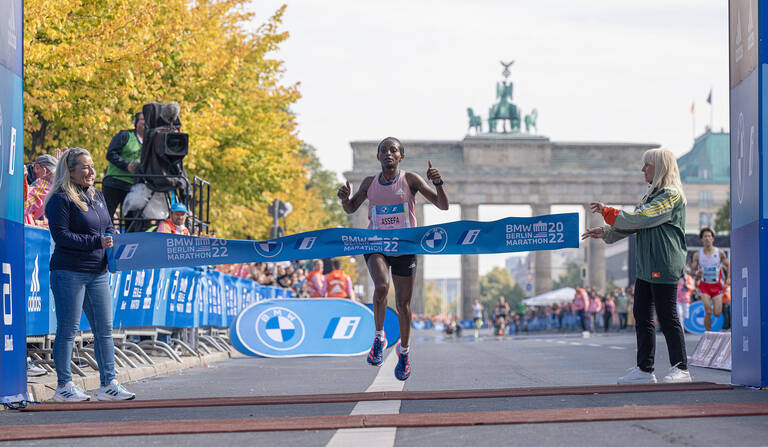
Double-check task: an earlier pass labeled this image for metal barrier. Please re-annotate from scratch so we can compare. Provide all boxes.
[25,226,293,375]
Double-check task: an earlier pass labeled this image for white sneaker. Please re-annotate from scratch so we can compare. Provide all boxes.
[26,358,47,377]
[662,365,692,383]
[617,366,658,384]
[53,382,90,402]
[96,380,135,401]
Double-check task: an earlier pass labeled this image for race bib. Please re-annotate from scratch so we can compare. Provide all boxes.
[371,204,408,230]
[702,266,719,283]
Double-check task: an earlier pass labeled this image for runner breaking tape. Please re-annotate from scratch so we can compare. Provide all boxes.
[337,136,449,381]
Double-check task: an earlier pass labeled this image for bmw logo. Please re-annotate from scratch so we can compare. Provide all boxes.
[253,240,284,258]
[684,301,723,333]
[420,227,448,253]
[256,307,305,350]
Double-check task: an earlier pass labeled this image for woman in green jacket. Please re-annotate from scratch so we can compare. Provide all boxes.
[582,148,691,384]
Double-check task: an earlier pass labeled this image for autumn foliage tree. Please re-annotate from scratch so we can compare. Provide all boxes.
[24,1,337,238]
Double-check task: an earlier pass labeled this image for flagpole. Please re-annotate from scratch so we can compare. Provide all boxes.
[707,88,713,133]
[692,103,696,141]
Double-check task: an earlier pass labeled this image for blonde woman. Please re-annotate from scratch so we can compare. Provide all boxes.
[582,148,691,384]
[44,148,135,402]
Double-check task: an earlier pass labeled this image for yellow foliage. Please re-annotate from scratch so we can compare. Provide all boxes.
[24,1,337,239]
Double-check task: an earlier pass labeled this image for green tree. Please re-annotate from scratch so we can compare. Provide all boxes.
[24,1,337,239]
[479,267,525,312]
[714,199,730,234]
[553,262,583,290]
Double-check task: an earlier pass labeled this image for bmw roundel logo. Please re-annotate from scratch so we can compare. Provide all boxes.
[256,307,305,351]
[420,227,448,253]
[253,240,284,258]
[684,301,723,333]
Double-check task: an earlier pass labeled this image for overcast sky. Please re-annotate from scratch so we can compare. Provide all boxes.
[249,1,728,280]
[251,0,728,171]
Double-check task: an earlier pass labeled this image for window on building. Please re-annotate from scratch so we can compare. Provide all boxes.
[699,212,713,228]
[699,190,713,207]
[699,168,711,180]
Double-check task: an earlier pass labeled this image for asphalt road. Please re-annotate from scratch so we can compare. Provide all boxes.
[2,330,766,447]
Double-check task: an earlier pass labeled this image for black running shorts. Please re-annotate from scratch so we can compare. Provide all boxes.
[364,253,418,277]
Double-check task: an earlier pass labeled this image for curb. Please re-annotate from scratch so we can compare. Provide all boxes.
[21,351,233,404]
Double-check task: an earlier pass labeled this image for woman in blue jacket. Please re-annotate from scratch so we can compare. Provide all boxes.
[44,148,135,402]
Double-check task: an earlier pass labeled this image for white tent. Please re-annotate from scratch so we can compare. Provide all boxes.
[522,287,576,307]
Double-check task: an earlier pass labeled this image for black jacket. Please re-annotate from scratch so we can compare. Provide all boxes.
[45,187,115,273]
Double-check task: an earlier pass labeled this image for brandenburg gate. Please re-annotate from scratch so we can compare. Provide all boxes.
[343,62,657,318]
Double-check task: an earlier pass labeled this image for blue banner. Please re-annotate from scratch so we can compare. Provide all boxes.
[24,227,293,336]
[0,0,26,404]
[25,227,54,336]
[108,214,579,271]
[683,301,724,334]
[230,299,376,358]
[729,0,765,387]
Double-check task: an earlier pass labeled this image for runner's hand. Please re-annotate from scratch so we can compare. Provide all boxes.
[589,202,604,214]
[337,180,351,201]
[101,236,114,249]
[581,227,604,240]
[427,160,442,185]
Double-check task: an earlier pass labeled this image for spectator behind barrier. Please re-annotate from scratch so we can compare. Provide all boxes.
[157,202,190,235]
[103,112,144,219]
[44,148,135,402]
[24,154,58,225]
[306,259,326,298]
[325,259,355,301]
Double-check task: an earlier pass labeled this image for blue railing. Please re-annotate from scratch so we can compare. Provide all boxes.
[25,226,293,336]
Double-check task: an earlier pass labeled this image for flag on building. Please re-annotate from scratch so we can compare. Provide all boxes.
[691,102,695,115]
[706,89,712,104]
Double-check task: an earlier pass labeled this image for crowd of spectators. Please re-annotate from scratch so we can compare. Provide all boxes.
[215,261,312,297]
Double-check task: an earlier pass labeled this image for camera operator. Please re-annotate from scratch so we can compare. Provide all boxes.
[103,112,144,219]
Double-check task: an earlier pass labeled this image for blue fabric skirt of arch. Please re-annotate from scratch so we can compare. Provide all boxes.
[108,213,579,272]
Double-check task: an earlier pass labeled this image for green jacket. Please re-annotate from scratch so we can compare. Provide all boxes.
[602,187,687,284]
[105,130,142,184]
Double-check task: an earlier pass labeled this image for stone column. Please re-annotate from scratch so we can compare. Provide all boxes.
[585,204,606,292]
[460,203,479,319]
[532,203,552,295]
[412,202,425,314]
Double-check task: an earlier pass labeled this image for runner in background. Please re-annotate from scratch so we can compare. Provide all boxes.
[306,259,327,298]
[690,228,730,331]
[337,136,448,381]
[472,299,484,339]
[492,297,511,336]
[325,259,356,301]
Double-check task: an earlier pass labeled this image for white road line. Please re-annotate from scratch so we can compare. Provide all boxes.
[568,342,582,346]
[587,343,600,347]
[556,341,567,344]
[608,346,625,350]
[326,349,404,447]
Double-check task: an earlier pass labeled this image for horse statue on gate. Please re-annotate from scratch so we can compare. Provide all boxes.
[524,108,538,134]
[467,108,483,134]
[488,80,521,133]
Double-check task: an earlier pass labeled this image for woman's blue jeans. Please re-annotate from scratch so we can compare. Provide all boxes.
[51,270,116,387]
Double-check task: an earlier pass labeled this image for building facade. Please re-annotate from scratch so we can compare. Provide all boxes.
[677,131,730,232]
